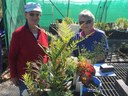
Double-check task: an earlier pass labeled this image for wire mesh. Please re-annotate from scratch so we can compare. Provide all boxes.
[98,50,128,96]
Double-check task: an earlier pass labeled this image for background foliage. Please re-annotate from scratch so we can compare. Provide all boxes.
[0,0,2,17]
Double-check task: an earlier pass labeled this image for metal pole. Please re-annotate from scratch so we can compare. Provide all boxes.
[49,0,65,18]
[126,70,128,85]
[67,0,70,17]
[100,0,107,22]
[95,0,101,22]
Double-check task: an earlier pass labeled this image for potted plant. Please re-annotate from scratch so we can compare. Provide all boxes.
[22,20,80,96]
[115,18,128,31]
[22,20,103,96]
[118,42,128,56]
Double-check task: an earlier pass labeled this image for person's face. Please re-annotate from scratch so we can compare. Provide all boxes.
[25,11,41,27]
[79,16,93,32]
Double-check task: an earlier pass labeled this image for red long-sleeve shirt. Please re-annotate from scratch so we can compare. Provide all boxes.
[9,25,48,79]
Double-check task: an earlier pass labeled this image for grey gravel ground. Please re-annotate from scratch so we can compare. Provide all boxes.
[0,80,20,96]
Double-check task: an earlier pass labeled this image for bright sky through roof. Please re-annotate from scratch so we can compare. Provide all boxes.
[70,0,91,5]
[72,0,90,2]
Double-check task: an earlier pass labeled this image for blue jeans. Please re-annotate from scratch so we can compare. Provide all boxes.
[18,80,27,96]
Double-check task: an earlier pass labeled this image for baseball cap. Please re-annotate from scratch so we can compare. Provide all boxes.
[24,2,42,13]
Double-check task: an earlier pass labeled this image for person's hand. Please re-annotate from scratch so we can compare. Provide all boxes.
[11,78,19,86]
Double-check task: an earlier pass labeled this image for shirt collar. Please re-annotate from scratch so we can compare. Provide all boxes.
[80,29,95,38]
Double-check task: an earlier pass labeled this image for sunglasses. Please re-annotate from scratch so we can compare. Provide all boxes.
[79,20,92,25]
[29,13,41,17]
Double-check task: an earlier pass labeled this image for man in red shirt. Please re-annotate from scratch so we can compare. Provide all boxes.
[8,2,48,96]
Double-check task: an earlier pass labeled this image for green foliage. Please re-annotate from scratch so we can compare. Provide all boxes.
[115,18,128,30]
[23,73,35,95]
[0,0,2,17]
[119,42,128,54]
[94,22,113,37]
[91,40,106,64]
[63,17,74,25]
[23,61,50,96]
[95,18,128,32]
[94,22,111,31]
[23,20,81,96]
[45,21,79,94]
[120,42,128,48]
[23,19,105,96]
[48,90,73,96]
[78,36,107,64]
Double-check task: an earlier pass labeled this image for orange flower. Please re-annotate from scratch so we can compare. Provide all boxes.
[77,59,95,86]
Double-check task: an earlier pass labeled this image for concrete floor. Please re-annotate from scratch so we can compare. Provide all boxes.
[0,80,20,96]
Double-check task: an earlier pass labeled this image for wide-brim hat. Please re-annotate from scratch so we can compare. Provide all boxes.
[24,2,42,13]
